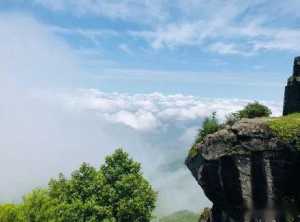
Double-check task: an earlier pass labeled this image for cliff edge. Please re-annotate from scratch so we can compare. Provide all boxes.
[186,114,300,222]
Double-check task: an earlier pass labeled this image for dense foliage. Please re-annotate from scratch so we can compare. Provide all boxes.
[0,204,23,222]
[0,149,156,222]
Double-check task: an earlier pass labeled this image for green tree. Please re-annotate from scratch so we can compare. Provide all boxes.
[48,163,115,222]
[47,149,156,222]
[100,149,157,222]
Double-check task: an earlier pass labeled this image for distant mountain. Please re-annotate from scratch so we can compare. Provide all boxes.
[159,210,198,222]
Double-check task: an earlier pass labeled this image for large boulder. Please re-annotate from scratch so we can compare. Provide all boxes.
[186,115,300,222]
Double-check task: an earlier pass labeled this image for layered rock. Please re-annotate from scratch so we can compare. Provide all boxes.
[186,117,300,222]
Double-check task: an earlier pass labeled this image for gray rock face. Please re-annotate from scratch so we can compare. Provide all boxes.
[199,119,290,161]
[186,119,300,222]
[283,56,300,115]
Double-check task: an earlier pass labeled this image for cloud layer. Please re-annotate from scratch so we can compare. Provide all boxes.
[61,89,282,131]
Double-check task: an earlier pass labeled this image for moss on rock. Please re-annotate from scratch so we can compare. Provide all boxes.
[266,113,300,149]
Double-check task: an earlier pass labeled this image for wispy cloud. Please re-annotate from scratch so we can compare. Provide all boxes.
[50,26,118,44]
[34,0,169,23]
[208,42,254,56]
[130,15,300,54]
[34,0,300,55]
[118,43,133,54]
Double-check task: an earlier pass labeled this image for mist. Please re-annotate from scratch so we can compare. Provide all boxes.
[0,13,282,216]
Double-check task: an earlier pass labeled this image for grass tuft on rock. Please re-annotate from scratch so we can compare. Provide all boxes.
[267,113,300,149]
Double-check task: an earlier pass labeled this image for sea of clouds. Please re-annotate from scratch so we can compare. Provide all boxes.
[0,13,282,215]
[2,88,280,215]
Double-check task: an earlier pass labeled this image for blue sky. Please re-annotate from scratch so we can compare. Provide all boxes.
[0,0,297,214]
[1,0,299,100]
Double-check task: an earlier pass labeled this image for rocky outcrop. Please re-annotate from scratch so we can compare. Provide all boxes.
[186,118,300,222]
[283,56,300,115]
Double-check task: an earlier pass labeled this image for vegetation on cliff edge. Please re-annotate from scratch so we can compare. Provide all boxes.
[188,112,219,158]
[267,113,300,149]
[188,102,273,158]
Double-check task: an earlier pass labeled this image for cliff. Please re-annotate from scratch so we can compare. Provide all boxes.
[186,114,300,222]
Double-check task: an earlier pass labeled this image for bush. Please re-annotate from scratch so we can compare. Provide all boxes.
[224,102,272,126]
[237,101,271,119]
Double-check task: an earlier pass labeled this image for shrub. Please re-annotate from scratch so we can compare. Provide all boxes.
[224,102,272,126]
[195,112,219,144]
[237,101,271,119]
[188,112,220,158]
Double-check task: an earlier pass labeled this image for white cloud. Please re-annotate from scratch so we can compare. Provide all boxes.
[105,110,159,131]
[60,89,282,131]
[252,28,300,52]
[209,42,253,56]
